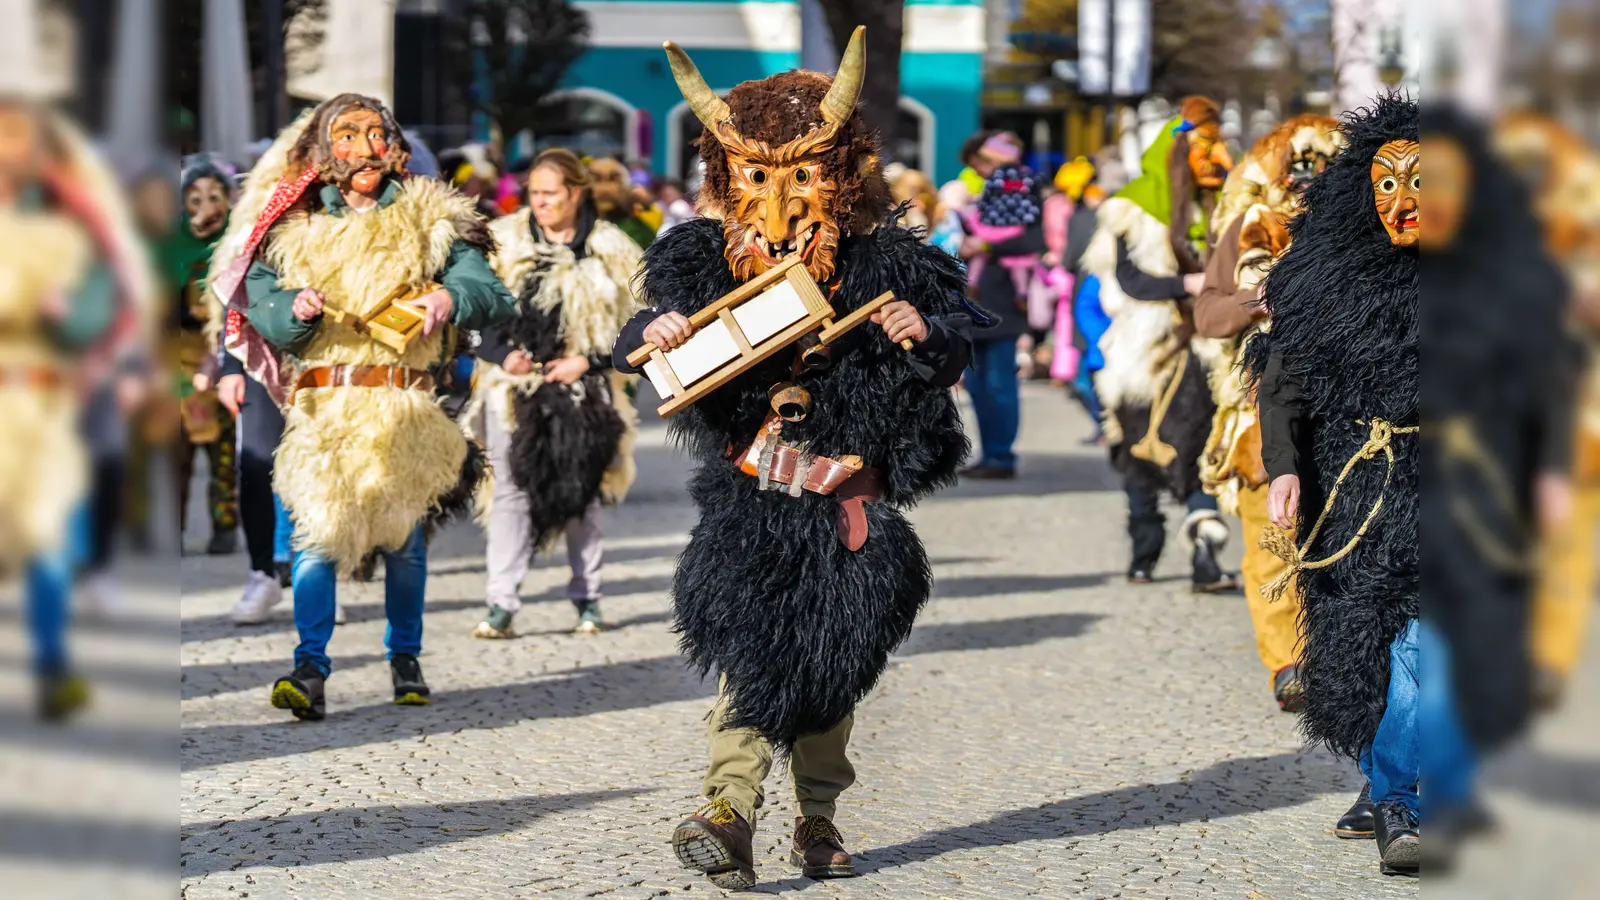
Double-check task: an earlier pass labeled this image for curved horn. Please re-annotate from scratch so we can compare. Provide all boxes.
[663,41,731,128]
[820,26,866,126]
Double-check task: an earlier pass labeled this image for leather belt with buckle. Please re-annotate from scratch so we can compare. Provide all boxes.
[730,432,885,552]
[292,364,435,402]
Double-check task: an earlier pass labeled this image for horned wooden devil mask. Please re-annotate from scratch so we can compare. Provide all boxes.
[666,27,890,285]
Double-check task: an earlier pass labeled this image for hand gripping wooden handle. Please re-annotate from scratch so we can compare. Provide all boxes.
[816,291,914,350]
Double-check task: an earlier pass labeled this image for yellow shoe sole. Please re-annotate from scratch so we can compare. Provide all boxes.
[394,691,431,706]
[270,679,324,720]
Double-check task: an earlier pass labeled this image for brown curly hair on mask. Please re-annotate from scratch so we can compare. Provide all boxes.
[286,93,411,186]
[696,70,891,236]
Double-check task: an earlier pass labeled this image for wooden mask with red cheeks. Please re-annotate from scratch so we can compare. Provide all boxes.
[664,28,866,284]
[185,175,230,239]
[1180,96,1232,190]
[1372,139,1420,246]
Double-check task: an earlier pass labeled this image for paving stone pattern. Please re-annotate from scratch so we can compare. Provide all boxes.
[170,383,1588,898]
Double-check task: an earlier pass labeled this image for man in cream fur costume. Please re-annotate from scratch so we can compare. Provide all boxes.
[0,97,151,720]
[209,93,515,720]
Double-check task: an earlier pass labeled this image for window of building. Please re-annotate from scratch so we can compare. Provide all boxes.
[531,91,632,161]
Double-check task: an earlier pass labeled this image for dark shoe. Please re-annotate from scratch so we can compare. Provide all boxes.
[1533,665,1566,712]
[672,799,756,890]
[270,664,326,721]
[206,530,238,555]
[37,668,90,721]
[390,654,431,705]
[791,815,857,879]
[473,606,516,639]
[1127,567,1154,584]
[275,560,293,589]
[1335,783,1375,839]
[574,600,603,634]
[1190,541,1239,593]
[959,464,1017,480]
[1273,665,1306,713]
[1373,801,1419,875]
[1421,800,1494,872]
[352,552,378,583]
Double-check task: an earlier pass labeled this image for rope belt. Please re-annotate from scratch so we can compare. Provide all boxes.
[1260,418,1418,603]
[1129,347,1189,467]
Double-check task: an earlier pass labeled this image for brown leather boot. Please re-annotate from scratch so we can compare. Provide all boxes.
[671,799,756,889]
[790,815,857,879]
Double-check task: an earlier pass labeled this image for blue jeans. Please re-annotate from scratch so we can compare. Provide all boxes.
[1072,367,1103,436]
[272,494,293,565]
[27,504,90,673]
[1360,617,1420,816]
[292,526,427,678]
[1418,618,1474,818]
[965,337,1020,470]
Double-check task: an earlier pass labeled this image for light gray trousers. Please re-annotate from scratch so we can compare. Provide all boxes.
[483,395,604,611]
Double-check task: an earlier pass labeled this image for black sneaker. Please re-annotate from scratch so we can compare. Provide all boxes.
[391,654,431,705]
[1190,540,1240,593]
[275,560,293,589]
[1374,801,1420,875]
[1273,665,1306,713]
[37,667,90,721]
[1127,567,1154,584]
[270,664,326,721]
[206,530,239,555]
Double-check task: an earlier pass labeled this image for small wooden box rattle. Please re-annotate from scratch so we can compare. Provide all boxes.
[322,282,436,354]
[625,256,909,417]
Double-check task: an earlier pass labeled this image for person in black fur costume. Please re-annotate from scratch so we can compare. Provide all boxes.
[469,148,642,638]
[1244,94,1422,875]
[1413,103,1575,868]
[609,29,979,889]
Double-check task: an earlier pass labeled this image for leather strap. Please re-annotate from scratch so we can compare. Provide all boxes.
[293,364,435,401]
[0,366,66,390]
[729,437,884,551]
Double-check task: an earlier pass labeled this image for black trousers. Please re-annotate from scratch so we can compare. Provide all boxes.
[237,377,285,576]
[1124,481,1218,574]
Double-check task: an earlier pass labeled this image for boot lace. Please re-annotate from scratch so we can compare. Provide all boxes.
[695,798,737,826]
[797,815,844,848]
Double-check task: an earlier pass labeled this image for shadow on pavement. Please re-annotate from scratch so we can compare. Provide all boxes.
[851,752,1336,876]
[944,451,1121,498]
[932,573,1117,600]
[1,809,176,875]
[181,655,714,771]
[1487,746,1600,812]
[181,653,388,701]
[0,707,174,769]
[898,613,1103,656]
[179,788,645,877]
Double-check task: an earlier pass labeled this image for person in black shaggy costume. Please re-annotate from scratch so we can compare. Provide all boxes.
[1413,103,1575,869]
[469,148,642,638]
[609,29,978,889]
[1244,94,1422,875]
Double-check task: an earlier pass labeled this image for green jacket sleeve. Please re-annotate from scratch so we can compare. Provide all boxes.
[245,260,319,355]
[50,261,118,351]
[437,240,516,331]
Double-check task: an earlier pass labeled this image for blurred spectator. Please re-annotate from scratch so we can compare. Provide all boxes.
[957,133,1045,479]
[656,178,696,234]
[588,156,656,250]
[890,167,962,256]
[1068,187,1110,445]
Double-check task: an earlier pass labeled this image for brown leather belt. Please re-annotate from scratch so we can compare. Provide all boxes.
[0,366,66,390]
[293,364,435,400]
[730,439,885,552]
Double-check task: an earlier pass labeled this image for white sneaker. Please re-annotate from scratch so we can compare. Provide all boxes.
[77,573,128,620]
[230,571,283,624]
[333,603,347,626]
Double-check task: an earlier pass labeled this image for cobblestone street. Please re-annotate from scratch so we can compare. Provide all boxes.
[167,384,1589,898]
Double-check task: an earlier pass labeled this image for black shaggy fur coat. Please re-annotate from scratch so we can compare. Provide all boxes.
[639,217,970,750]
[1420,104,1575,752]
[1244,95,1419,759]
[504,282,627,550]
